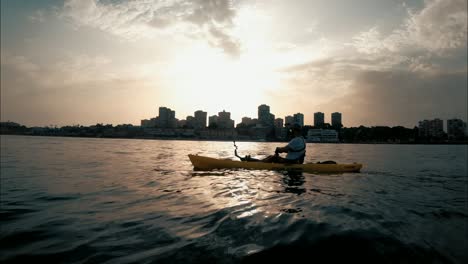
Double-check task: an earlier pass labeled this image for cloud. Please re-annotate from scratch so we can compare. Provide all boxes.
[351,0,467,55]
[405,0,467,52]
[318,70,467,127]
[280,55,410,76]
[28,10,46,23]
[351,27,389,55]
[1,51,38,72]
[60,0,241,57]
[1,51,115,88]
[1,52,160,126]
[274,50,466,127]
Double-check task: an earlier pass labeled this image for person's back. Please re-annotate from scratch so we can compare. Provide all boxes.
[285,135,306,162]
[262,123,306,164]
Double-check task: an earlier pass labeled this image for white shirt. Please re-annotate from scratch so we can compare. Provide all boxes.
[285,136,306,160]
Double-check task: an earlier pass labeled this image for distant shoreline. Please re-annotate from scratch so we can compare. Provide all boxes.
[2,134,467,145]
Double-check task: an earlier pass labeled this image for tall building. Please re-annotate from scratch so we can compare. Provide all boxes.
[293,113,304,127]
[274,118,284,139]
[284,116,294,126]
[241,117,253,126]
[274,118,283,128]
[447,118,466,140]
[185,116,195,128]
[331,112,342,128]
[194,110,207,129]
[208,115,218,127]
[314,112,324,127]
[258,104,272,127]
[269,113,275,126]
[418,119,444,138]
[157,107,176,128]
[217,110,235,129]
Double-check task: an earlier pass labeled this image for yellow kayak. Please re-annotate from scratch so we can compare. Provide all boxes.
[188,154,363,173]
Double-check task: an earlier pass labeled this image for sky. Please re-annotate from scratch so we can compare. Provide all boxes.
[1,0,467,128]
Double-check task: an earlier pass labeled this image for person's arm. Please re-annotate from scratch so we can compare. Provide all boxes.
[276,138,303,154]
[275,145,290,154]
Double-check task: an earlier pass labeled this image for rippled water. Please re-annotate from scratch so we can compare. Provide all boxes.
[1,135,467,263]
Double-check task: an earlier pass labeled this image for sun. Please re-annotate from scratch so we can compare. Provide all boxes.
[164,43,281,121]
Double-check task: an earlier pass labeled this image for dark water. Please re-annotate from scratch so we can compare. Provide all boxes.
[1,135,467,263]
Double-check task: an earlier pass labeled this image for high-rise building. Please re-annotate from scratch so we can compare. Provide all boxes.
[218,110,230,120]
[258,104,272,127]
[274,118,283,128]
[209,115,218,127]
[314,112,324,127]
[284,116,294,126]
[447,118,466,140]
[418,119,444,138]
[217,110,234,129]
[194,110,207,129]
[293,113,304,127]
[274,118,284,139]
[331,112,342,128]
[241,117,253,126]
[185,116,195,128]
[157,107,176,128]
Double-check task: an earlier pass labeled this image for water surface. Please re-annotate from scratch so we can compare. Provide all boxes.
[1,135,467,263]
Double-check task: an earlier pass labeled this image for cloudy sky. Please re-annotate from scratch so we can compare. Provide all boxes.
[1,0,467,127]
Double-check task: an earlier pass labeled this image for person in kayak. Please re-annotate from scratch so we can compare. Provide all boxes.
[262,123,306,164]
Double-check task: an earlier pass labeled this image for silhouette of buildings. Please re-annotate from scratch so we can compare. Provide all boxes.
[110,105,465,143]
[418,119,444,138]
[314,112,325,127]
[284,116,294,126]
[212,110,234,129]
[331,112,342,128]
[258,104,275,127]
[157,107,176,128]
[4,112,468,143]
[140,118,154,127]
[240,117,256,126]
[293,113,304,127]
[274,118,284,138]
[141,106,176,128]
[194,110,207,129]
[208,115,218,127]
[307,129,338,142]
[185,115,195,128]
[447,118,467,140]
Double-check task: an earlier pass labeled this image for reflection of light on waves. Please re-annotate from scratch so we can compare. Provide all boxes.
[194,170,278,222]
[164,171,263,240]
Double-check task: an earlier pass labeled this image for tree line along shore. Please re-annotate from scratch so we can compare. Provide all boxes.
[1,122,466,144]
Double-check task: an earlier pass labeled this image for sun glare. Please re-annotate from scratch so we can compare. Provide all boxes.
[159,5,328,122]
[165,43,282,121]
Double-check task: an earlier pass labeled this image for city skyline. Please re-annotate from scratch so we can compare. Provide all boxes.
[1,0,467,128]
[142,104,339,128]
[140,104,465,132]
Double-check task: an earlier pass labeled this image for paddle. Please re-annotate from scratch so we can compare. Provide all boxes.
[233,141,260,162]
[233,141,243,160]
